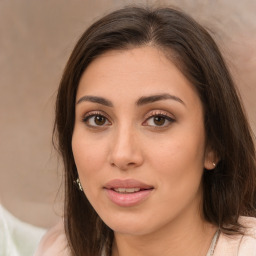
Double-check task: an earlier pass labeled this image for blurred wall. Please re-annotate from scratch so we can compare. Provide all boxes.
[0,0,255,228]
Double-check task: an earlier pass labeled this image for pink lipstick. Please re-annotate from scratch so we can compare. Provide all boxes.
[104,179,154,207]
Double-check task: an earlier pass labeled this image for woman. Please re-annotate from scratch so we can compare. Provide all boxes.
[35,6,256,256]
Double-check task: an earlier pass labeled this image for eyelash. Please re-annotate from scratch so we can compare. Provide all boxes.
[143,111,175,128]
[82,110,175,128]
[82,111,111,128]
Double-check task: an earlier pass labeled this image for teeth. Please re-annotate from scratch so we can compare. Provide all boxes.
[114,188,140,193]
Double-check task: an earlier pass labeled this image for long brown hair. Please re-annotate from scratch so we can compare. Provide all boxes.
[54,6,256,256]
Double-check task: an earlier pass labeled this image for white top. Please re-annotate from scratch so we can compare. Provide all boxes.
[34,216,256,256]
[0,204,46,256]
[215,216,256,255]
[33,220,69,256]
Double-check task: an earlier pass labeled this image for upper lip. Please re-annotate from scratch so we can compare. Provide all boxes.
[104,179,154,190]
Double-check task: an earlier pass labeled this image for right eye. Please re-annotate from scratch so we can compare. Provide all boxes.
[82,113,111,127]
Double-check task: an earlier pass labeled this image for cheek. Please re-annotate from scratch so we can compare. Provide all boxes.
[72,129,107,169]
[72,132,109,207]
[148,127,206,191]
[71,130,110,196]
[150,133,205,169]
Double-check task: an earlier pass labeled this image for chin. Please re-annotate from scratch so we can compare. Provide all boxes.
[110,224,151,236]
[100,212,160,236]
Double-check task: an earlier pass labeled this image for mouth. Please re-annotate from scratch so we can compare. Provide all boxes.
[113,187,141,193]
[104,179,154,190]
[103,179,154,207]
[111,187,151,194]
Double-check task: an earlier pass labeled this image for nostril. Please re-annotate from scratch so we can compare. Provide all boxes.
[111,162,137,170]
[127,162,136,166]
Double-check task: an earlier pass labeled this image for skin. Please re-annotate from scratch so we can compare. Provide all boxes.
[72,46,217,256]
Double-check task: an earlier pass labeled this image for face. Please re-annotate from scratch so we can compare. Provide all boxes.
[72,47,215,236]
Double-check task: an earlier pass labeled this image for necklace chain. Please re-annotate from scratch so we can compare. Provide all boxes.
[110,230,220,256]
[206,230,220,256]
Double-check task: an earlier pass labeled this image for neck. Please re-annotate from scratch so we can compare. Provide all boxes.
[112,214,217,256]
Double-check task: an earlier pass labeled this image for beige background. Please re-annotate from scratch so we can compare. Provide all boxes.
[0,0,255,229]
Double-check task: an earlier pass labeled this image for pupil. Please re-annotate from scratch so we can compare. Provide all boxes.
[154,116,165,126]
[95,115,105,125]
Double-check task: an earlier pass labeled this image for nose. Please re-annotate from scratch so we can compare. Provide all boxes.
[108,125,144,171]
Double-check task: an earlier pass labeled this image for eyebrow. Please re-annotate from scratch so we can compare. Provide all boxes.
[136,93,185,106]
[76,93,185,107]
[76,96,113,107]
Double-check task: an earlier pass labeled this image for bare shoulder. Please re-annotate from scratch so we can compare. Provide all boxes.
[34,221,70,256]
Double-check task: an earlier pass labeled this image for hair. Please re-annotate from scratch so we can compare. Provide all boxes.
[54,5,256,256]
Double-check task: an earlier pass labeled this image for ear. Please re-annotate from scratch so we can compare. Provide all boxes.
[204,146,219,170]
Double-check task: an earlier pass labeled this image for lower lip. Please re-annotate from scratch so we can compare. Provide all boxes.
[104,189,153,207]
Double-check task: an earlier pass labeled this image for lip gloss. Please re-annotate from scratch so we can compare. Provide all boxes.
[104,179,154,207]
[104,188,152,207]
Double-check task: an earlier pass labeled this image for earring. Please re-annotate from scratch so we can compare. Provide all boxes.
[212,162,216,167]
[75,178,83,191]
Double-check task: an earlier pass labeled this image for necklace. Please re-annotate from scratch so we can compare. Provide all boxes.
[110,230,221,256]
[206,230,220,256]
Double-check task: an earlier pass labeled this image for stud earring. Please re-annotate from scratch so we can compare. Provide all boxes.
[212,162,216,167]
[75,178,83,191]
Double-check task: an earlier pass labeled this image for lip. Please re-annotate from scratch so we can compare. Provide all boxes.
[103,179,154,207]
[104,179,153,189]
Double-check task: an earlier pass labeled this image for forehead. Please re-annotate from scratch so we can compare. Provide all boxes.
[76,46,200,107]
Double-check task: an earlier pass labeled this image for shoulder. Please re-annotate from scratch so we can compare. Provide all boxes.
[237,216,256,255]
[33,221,70,256]
[214,216,256,256]
[239,216,256,237]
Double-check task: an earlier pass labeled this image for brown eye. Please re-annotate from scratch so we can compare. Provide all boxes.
[83,114,111,127]
[143,114,175,127]
[153,116,166,126]
[94,115,106,126]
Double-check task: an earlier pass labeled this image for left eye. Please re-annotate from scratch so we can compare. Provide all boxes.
[83,114,111,127]
[144,115,174,127]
